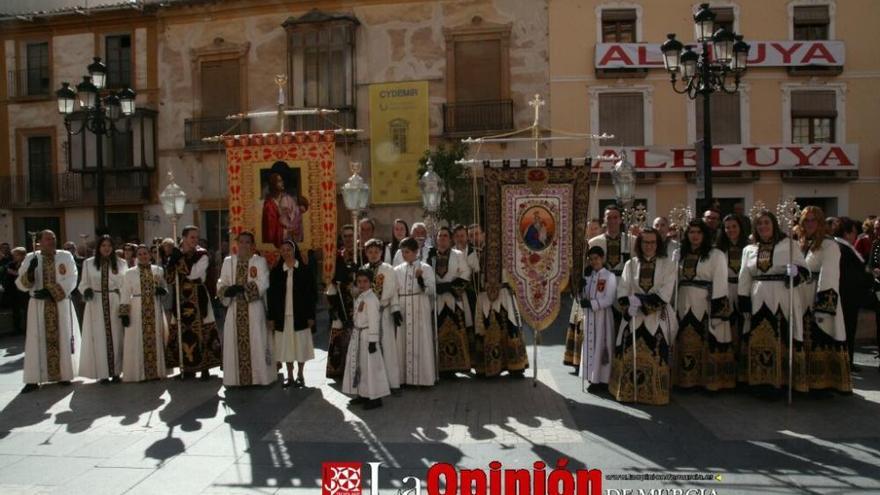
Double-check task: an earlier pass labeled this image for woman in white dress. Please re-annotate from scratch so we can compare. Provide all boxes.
[674,220,735,391]
[737,210,809,393]
[78,235,126,383]
[119,245,168,382]
[267,240,316,388]
[342,269,391,409]
[797,206,852,393]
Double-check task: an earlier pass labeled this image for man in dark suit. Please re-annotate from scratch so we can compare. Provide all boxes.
[834,217,872,372]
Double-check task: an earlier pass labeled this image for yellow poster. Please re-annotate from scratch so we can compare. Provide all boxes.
[369,81,429,204]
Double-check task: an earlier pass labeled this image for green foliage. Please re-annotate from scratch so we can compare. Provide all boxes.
[417,142,473,226]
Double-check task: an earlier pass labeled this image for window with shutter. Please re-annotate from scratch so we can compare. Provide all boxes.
[200,59,241,118]
[285,14,357,132]
[791,90,836,143]
[713,7,735,33]
[696,92,741,145]
[27,136,53,203]
[25,42,50,96]
[598,93,644,146]
[793,5,830,40]
[601,9,637,42]
[105,35,131,88]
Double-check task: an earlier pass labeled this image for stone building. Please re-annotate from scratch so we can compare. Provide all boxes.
[0,0,550,248]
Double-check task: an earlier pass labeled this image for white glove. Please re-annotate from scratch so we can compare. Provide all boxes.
[627,304,640,318]
[627,295,642,308]
[786,264,798,278]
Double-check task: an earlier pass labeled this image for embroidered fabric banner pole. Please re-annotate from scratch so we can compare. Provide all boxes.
[225,131,337,285]
[484,163,590,331]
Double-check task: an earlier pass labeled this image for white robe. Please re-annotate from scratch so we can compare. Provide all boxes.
[676,249,732,343]
[15,250,81,384]
[801,238,846,342]
[218,254,275,386]
[370,262,401,389]
[342,290,391,400]
[737,238,807,341]
[580,268,617,384]
[616,256,678,345]
[433,248,473,327]
[394,261,437,386]
[120,265,168,382]
[78,257,126,380]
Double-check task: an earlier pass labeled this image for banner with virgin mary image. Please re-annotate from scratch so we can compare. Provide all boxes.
[484,163,590,331]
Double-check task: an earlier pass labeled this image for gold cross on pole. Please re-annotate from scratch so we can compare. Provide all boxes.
[528,93,545,128]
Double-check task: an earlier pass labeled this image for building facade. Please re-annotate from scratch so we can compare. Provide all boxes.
[0,0,549,248]
[550,0,879,222]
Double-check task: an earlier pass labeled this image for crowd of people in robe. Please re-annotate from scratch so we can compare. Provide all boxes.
[9,218,529,410]
[6,201,880,408]
[566,204,878,405]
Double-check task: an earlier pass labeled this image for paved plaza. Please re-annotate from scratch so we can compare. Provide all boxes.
[0,302,879,494]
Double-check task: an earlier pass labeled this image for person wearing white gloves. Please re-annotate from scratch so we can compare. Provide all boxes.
[609,228,677,406]
[737,210,809,393]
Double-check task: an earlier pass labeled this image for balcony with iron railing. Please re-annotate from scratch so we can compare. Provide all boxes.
[443,99,514,137]
[7,67,51,99]
[184,117,251,149]
[0,171,153,209]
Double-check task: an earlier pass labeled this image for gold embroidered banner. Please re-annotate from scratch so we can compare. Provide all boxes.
[225,132,337,284]
[484,165,590,331]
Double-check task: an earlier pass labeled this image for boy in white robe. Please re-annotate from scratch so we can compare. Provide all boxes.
[579,246,618,391]
[393,237,437,386]
[16,229,81,393]
[343,269,391,409]
[217,231,275,387]
[362,239,401,389]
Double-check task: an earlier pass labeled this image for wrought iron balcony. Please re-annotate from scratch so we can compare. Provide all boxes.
[443,99,514,137]
[0,171,153,209]
[7,67,51,99]
[184,117,251,149]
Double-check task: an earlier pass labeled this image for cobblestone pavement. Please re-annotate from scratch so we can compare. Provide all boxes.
[0,301,879,494]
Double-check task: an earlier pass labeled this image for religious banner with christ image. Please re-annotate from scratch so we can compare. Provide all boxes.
[484,165,590,331]
[225,131,338,284]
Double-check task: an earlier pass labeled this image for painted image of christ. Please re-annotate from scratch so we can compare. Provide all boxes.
[261,161,309,248]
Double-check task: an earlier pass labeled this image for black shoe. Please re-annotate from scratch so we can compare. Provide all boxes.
[99,378,111,385]
[851,364,862,373]
[350,397,367,405]
[111,375,121,383]
[59,381,72,387]
[282,378,293,389]
[180,371,195,380]
[363,398,383,410]
[199,371,211,381]
[295,376,305,388]
[21,383,39,394]
[508,370,525,379]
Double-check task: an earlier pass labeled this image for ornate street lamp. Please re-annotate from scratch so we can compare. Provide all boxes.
[659,3,751,210]
[56,56,138,235]
[341,161,370,265]
[159,170,187,378]
[611,151,636,210]
[419,158,442,248]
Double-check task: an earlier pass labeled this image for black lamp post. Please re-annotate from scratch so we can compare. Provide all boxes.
[660,3,750,211]
[55,57,137,236]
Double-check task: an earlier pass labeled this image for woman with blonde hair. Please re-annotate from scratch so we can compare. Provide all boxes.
[797,206,852,393]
